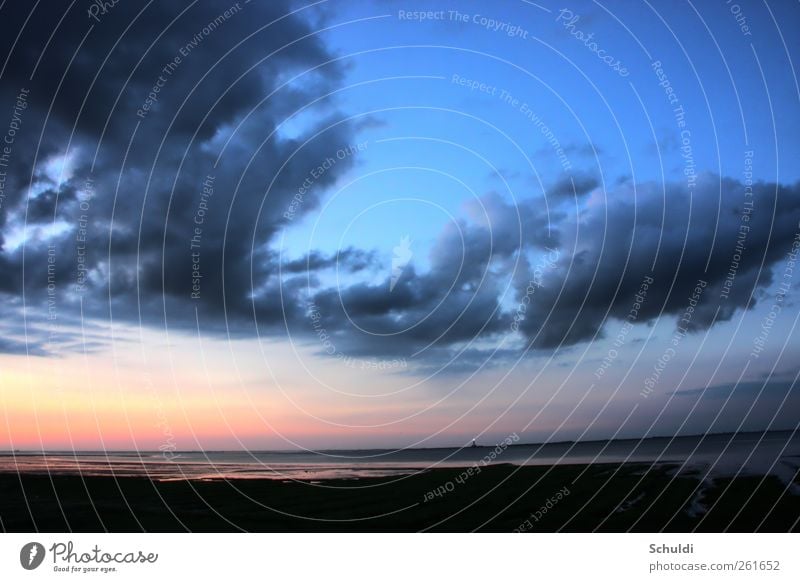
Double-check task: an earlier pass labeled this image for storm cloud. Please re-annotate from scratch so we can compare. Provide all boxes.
[296,175,800,364]
[0,1,361,343]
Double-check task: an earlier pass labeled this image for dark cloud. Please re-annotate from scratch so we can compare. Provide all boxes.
[0,1,361,348]
[290,191,563,363]
[548,173,598,198]
[515,175,800,349]
[293,175,800,366]
[671,379,797,399]
[0,336,47,357]
[282,248,377,274]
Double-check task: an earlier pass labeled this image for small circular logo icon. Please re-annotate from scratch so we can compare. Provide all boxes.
[20,542,46,570]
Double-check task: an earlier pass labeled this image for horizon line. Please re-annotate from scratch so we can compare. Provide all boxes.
[1,427,795,455]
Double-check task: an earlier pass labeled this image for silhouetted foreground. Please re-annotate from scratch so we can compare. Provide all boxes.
[1,463,797,532]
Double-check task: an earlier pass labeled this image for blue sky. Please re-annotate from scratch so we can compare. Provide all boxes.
[279,0,800,264]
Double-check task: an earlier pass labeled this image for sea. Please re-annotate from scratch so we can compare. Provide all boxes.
[1,430,798,485]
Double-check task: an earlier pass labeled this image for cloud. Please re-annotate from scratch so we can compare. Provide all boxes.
[515,175,800,349]
[562,143,603,157]
[290,191,563,363]
[671,379,797,400]
[548,172,598,198]
[295,175,800,366]
[0,1,362,348]
[0,337,48,357]
[282,248,377,274]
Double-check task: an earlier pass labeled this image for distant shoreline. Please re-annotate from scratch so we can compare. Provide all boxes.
[2,428,795,455]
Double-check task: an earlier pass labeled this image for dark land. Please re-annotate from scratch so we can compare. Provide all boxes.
[1,462,798,532]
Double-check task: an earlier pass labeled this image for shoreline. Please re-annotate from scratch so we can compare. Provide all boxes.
[1,462,797,532]
[2,428,794,456]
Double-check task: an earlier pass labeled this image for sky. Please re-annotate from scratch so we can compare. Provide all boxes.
[0,0,798,451]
